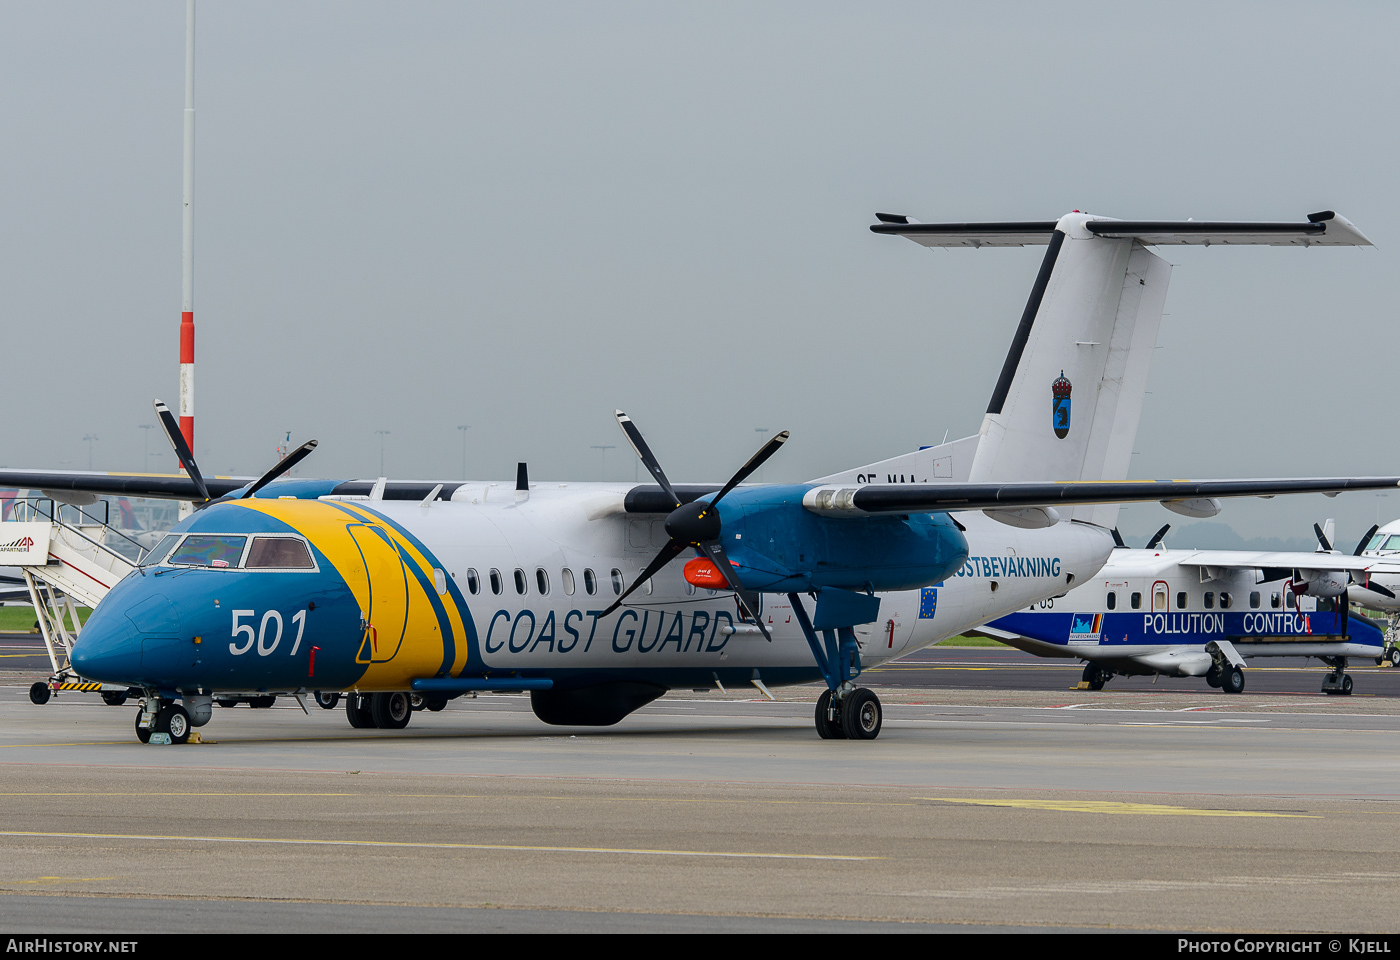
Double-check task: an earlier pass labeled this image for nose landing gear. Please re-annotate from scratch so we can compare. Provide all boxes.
[1320,656,1354,695]
[133,700,191,744]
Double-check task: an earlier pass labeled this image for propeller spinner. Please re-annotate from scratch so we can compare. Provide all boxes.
[602,411,788,640]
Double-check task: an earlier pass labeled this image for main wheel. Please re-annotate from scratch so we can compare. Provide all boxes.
[1389,649,1400,668]
[371,692,412,730]
[814,690,845,740]
[424,696,448,713]
[101,690,129,707]
[28,682,50,705]
[314,691,341,710]
[840,688,882,741]
[249,696,276,709]
[134,708,151,744]
[1205,665,1223,689]
[1341,674,1354,695]
[158,705,191,745]
[345,693,374,729]
[1221,666,1245,694]
[1081,663,1106,691]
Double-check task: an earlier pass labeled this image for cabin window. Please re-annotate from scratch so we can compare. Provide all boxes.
[685,581,697,596]
[535,568,550,596]
[466,568,480,595]
[1271,592,1281,609]
[489,568,503,595]
[642,578,653,595]
[168,535,247,568]
[1249,591,1261,609]
[610,568,624,595]
[1219,592,1232,609]
[583,568,597,596]
[245,537,314,569]
[1285,589,1295,609]
[562,568,575,596]
[1105,591,1116,610]
[1204,592,1214,609]
[1176,592,1187,609]
[514,568,527,595]
[1130,592,1142,610]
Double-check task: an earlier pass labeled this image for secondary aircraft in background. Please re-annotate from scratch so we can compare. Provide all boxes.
[0,210,1382,744]
[980,520,1394,695]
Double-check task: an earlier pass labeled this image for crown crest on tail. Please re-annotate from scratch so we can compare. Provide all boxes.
[1052,371,1072,439]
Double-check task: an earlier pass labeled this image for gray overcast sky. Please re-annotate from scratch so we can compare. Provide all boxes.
[1,2,1396,545]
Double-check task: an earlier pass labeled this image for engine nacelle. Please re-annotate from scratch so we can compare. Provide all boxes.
[1291,568,1348,598]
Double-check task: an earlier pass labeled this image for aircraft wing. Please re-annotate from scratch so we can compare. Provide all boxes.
[0,469,252,502]
[802,477,1400,516]
[1172,551,1380,572]
[871,210,1372,247]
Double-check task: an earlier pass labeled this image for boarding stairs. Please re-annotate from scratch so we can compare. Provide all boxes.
[1,499,142,681]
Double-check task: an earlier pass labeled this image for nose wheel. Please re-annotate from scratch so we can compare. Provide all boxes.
[789,593,884,741]
[133,701,191,744]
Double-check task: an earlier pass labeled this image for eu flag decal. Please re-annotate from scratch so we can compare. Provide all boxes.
[918,587,938,620]
[1052,370,1072,439]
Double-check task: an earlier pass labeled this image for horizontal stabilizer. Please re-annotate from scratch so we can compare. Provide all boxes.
[871,210,1372,247]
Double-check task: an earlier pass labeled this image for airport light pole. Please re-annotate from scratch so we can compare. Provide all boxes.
[754,427,769,482]
[375,431,390,476]
[457,425,470,480]
[590,444,615,481]
[139,424,153,470]
[82,435,98,471]
[178,0,196,452]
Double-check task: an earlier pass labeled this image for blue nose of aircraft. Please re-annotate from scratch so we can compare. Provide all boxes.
[70,595,148,684]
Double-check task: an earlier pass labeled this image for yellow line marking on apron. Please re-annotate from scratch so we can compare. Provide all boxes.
[0,830,878,861]
[920,798,1318,818]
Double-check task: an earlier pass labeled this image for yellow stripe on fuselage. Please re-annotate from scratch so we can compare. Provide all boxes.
[234,500,469,688]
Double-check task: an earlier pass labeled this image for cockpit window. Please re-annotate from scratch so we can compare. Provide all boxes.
[1383,535,1400,552]
[141,535,180,567]
[1367,534,1386,551]
[168,535,247,568]
[245,537,314,569]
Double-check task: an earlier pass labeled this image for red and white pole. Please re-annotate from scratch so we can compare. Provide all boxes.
[179,0,195,451]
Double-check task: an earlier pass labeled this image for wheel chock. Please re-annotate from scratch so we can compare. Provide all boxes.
[1074,681,1092,690]
[147,733,172,745]
[188,732,204,744]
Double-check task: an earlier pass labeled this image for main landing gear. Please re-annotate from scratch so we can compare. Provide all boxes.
[789,593,883,741]
[1320,656,1354,696]
[1205,663,1245,694]
[1080,662,1113,691]
[344,692,443,730]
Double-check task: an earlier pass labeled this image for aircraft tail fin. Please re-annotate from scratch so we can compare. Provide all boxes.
[873,210,1371,527]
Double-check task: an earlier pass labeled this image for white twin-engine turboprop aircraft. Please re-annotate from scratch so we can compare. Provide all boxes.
[6,209,1387,744]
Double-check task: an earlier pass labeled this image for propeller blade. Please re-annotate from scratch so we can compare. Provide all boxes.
[153,399,211,502]
[710,430,790,506]
[699,540,770,641]
[1354,523,1380,556]
[598,538,688,618]
[614,411,681,508]
[1365,577,1397,600]
[1313,523,1334,553]
[240,440,319,500]
[1110,527,1126,548]
[1144,524,1170,550]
